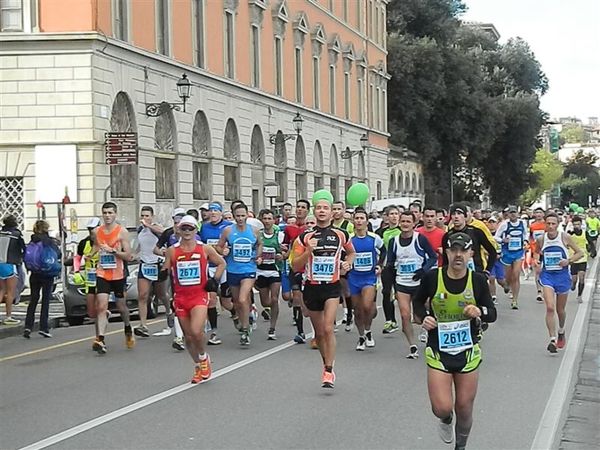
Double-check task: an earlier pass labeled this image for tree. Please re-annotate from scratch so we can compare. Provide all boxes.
[560,149,600,206]
[560,124,586,144]
[519,149,564,205]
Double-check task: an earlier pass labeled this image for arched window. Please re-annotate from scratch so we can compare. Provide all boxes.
[419,174,424,193]
[397,171,403,194]
[404,171,410,192]
[329,144,339,201]
[192,110,212,201]
[223,119,240,201]
[412,173,417,193]
[109,92,137,199]
[313,140,324,191]
[388,172,396,195]
[274,130,287,202]
[250,125,264,164]
[154,102,177,200]
[295,136,307,200]
[250,125,265,211]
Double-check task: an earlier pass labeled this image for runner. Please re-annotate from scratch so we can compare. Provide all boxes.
[413,232,497,450]
[378,205,401,334]
[93,202,133,354]
[256,209,283,340]
[161,215,225,383]
[292,196,355,388]
[76,225,100,340]
[529,207,547,302]
[348,208,385,351]
[416,206,445,267]
[494,206,528,309]
[332,200,354,330]
[199,201,236,345]
[217,202,262,346]
[585,209,599,258]
[484,215,506,304]
[534,212,583,353]
[568,216,588,303]
[387,211,437,359]
[134,206,167,338]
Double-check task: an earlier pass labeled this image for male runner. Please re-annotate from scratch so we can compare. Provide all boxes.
[332,200,355,330]
[413,232,497,450]
[410,202,424,228]
[134,206,167,337]
[568,216,588,303]
[92,202,133,354]
[529,207,547,302]
[348,208,385,351]
[585,209,599,258]
[484,215,506,304]
[217,203,262,346]
[494,206,528,309]
[256,209,283,340]
[162,215,225,383]
[387,211,437,358]
[378,205,401,334]
[534,212,583,353]
[293,197,355,388]
[416,206,445,267]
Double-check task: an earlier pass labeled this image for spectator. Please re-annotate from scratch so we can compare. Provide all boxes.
[0,215,26,324]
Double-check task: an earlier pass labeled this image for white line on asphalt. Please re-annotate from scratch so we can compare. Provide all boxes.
[19,334,310,450]
[530,256,599,450]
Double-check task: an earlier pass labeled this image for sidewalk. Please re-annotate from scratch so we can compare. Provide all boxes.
[559,276,600,449]
[0,297,65,339]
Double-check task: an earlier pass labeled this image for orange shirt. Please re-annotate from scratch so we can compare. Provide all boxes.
[529,221,546,253]
[96,224,125,280]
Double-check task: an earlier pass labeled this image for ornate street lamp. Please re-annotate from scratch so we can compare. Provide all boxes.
[341,133,369,159]
[269,112,304,144]
[145,73,192,117]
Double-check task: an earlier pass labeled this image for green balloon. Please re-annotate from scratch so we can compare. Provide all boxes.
[569,202,579,211]
[312,189,334,206]
[576,206,585,214]
[346,183,370,207]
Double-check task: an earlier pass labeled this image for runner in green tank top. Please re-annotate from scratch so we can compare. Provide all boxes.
[413,232,497,450]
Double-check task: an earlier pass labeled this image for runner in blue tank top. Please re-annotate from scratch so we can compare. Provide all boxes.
[348,208,385,351]
[217,203,262,347]
[533,212,583,354]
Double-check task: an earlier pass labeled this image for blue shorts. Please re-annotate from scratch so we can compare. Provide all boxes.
[489,261,505,280]
[539,270,571,295]
[227,272,256,287]
[347,274,377,296]
[0,263,17,280]
[500,251,524,266]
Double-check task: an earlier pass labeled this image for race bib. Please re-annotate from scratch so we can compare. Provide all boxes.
[261,247,276,265]
[99,252,117,269]
[141,263,158,281]
[508,236,522,251]
[312,256,335,282]
[543,251,562,271]
[85,268,96,287]
[206,239,219,245]
[397,258,417,282]
[232,243,252,263]
[354,252,373,272]
[177,260,201,286]
[438,320,473,354]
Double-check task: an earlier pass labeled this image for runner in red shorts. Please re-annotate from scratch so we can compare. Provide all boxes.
[162,215,225,384]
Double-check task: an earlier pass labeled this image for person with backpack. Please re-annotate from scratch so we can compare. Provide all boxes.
[23,220,61,338]
[0,214,26,325]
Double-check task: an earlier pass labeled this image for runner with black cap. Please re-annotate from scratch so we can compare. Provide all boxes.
[413,232,497,450]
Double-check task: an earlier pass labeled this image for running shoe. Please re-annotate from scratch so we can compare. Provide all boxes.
[382,321,392,334]
[481,322,489,332]
[93,340,107,355]
[571,281,576,291]
[503,285,510,294]
[344,319,353,332]
[536,292,543,303]
[191,365,203,384]
[153,327,172,336]
[389,321,399,333]
[365,331,375,348]
[293,333,306,344]
[261,308,271,321]
[207,333,222,345]
[38,330,52,338]
[23,328,31,339]
[356,337,366,351]
[438,414,454,444]
[492,295,498,305]
[172,337,185,351]
[125,332,135,349]
[134,326,150,338]
[557,332,566,349]
[406,345,419,359]
[199,355,212,380]
[240,330,251,346]
[2,317,20,325]
[511,301,519,310]
[231,315,241,330]
[509,292,514,299]
[547,340,558,354]
[333,321,339,333]
[310,338,319,349]
[419,328,428,343]
[166,312,175,328]
[321,370,335,389]
[577,296,583,304]
[267,328,277,340]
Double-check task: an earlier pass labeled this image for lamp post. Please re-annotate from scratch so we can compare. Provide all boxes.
[145,73,192,117]
[269,112,304,144]
[341,133,369,159]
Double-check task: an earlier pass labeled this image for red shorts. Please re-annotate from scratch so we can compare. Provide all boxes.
[174,293,209,318]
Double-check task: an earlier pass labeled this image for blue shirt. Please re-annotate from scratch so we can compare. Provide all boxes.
[226,223,258,274]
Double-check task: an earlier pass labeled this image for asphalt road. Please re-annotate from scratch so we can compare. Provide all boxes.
[0,274,593,450]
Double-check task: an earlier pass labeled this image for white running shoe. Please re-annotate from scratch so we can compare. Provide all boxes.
[438,415,454,444]
[153,327,172,336]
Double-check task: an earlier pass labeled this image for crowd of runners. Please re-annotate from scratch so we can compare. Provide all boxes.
[1,195,598,450]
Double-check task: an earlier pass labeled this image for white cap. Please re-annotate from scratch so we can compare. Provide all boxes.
[86,217,101,228]
[178,215,198,228]
[172,207,186,217]
[199,203,210,210]
[246,217,264,231]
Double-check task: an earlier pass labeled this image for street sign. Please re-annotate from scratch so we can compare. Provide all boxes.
[264,184,279,198]
[105,132,138,165]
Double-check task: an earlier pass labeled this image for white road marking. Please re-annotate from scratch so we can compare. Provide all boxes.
[531,256,599,450]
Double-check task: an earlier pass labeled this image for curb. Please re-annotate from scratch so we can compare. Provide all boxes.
[0,316,64,340]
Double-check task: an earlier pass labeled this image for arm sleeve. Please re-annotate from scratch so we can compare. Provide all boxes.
[386,237,397,268]
[413,270,436,321]
[156,230,169,248]
[419,234,438,271]
[494,222,506,243]
[77,239,86,257]
[441,233,449,267]
[478,229,497,271]
[473,273,497,323]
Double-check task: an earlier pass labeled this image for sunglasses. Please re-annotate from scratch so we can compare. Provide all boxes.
[180,226,196,232]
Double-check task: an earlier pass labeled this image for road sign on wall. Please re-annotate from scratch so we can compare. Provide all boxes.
[105,132,138,165]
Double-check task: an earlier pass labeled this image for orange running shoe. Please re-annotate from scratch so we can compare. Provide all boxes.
[557,332,566,349]
[200,355,212,380]
[191,365,203,384]
[321,370,335,388]
[125,332,135,349]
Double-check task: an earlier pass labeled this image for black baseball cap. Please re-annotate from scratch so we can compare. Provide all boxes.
[447,232,473,250]
[450,204,467,216]
[507,205,518,213]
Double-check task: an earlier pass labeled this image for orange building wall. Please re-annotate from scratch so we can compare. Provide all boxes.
[171,0,193,65]
[39,0,94,31]
[205,1,223,76]
[130,0,156,52]
[235,5,251,86]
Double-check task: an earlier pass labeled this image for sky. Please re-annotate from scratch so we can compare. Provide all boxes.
[462,0,600,122]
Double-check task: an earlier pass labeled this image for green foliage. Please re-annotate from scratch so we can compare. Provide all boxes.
[560,150,600,206]
[519,150,563,204]
[560,124,586,144]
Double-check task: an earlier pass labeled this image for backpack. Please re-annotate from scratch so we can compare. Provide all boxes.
[40,243,61,276]
[24,241,44,272]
